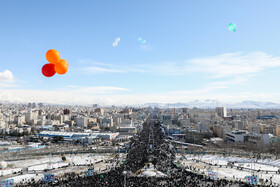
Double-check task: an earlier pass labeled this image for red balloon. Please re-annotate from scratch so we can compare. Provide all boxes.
[42,63,56,77]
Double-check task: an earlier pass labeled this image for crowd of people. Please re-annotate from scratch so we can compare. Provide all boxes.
[16,115,257,186]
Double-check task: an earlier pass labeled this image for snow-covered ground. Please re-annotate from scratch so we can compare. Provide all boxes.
[7,156,63,169]
[6,154,106,171]
[180,154,280,185]
[6,174,44,183]
[188,154,280,167]
[2,154,111,184]
[236,163,279,172]
[26,154,106,171]
[28,162,69,171]
[70,154,105,165]
[0,168,22,176]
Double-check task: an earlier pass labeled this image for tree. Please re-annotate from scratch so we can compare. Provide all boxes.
[62,156,66,161]
[52,136,64,143]
[22,131,29,136]
[30,127,36,135]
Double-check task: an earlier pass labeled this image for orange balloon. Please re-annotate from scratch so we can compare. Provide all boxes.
[46,49,60,64]
[54,59,68,75]
[60,59,69,68]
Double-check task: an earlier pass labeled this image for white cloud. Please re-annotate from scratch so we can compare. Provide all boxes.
[189,51,280,78]
[85,67,126,73]
[78,51,280,94]
[11,51,276,105]
[0,86,131,105]
[208,75,250,88]
[67,85,80,88]
[0,88,277,106]
[80,51,280,77]
[0,82,18,88]
[70,86,130,94]
[78,60,114,67]
[0,70,15,82]
[168,88,212,95]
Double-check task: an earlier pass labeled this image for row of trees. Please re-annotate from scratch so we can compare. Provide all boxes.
[0,127,40,138]
[208,141,280,159]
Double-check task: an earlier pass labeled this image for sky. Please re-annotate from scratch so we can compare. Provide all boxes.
[0,0,280,106]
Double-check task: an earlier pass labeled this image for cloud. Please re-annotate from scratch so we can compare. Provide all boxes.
[78,60,114,67]
[189,51,280,78]
[112,37,120,47]
[0,82,19,88]
[0,88,277,106]
[0,70,15,82]
[70,86,130,94]
[74,51,280,103]
[85,67,126,73]
[80,51,280,77]
[208,75,250,88]
[1,52,279,105]
[67,85,80,88]
[0,86,131,105]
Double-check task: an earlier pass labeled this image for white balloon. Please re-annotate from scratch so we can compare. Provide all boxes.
[112,37,120,47]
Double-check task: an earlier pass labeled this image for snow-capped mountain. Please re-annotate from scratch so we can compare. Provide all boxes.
[143,100,280,109]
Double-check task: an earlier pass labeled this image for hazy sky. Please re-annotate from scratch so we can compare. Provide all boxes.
[0,0,280,105]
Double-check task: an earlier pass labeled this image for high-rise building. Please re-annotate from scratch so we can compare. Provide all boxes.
[276,125,280,137]
[260,125,275,135]
[101,118,113,127]
[123,108,132,114]
[95,108,104,114]
[215,107,227,117]
[77,117,88,127]
[63,109,72,115]
[181,108,188,113]
[32,103,36,108]
[196,122,210,133]
[248,124,260,134]
[25,111,33,122]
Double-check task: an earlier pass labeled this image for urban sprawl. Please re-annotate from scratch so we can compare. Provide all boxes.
[0,103,280,186]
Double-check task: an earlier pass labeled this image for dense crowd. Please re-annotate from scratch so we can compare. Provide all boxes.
[16,115,256,186]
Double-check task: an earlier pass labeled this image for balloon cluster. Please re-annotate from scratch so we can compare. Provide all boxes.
[42,49,69,77]
[112,37,120,47]
[228,23,237,32]
[137,37,146,44]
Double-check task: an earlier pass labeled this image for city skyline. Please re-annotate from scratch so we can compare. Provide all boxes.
[1,1,280,105]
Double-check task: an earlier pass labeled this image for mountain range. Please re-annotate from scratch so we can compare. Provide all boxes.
[143,100,280,109]
[2,99,280,109]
